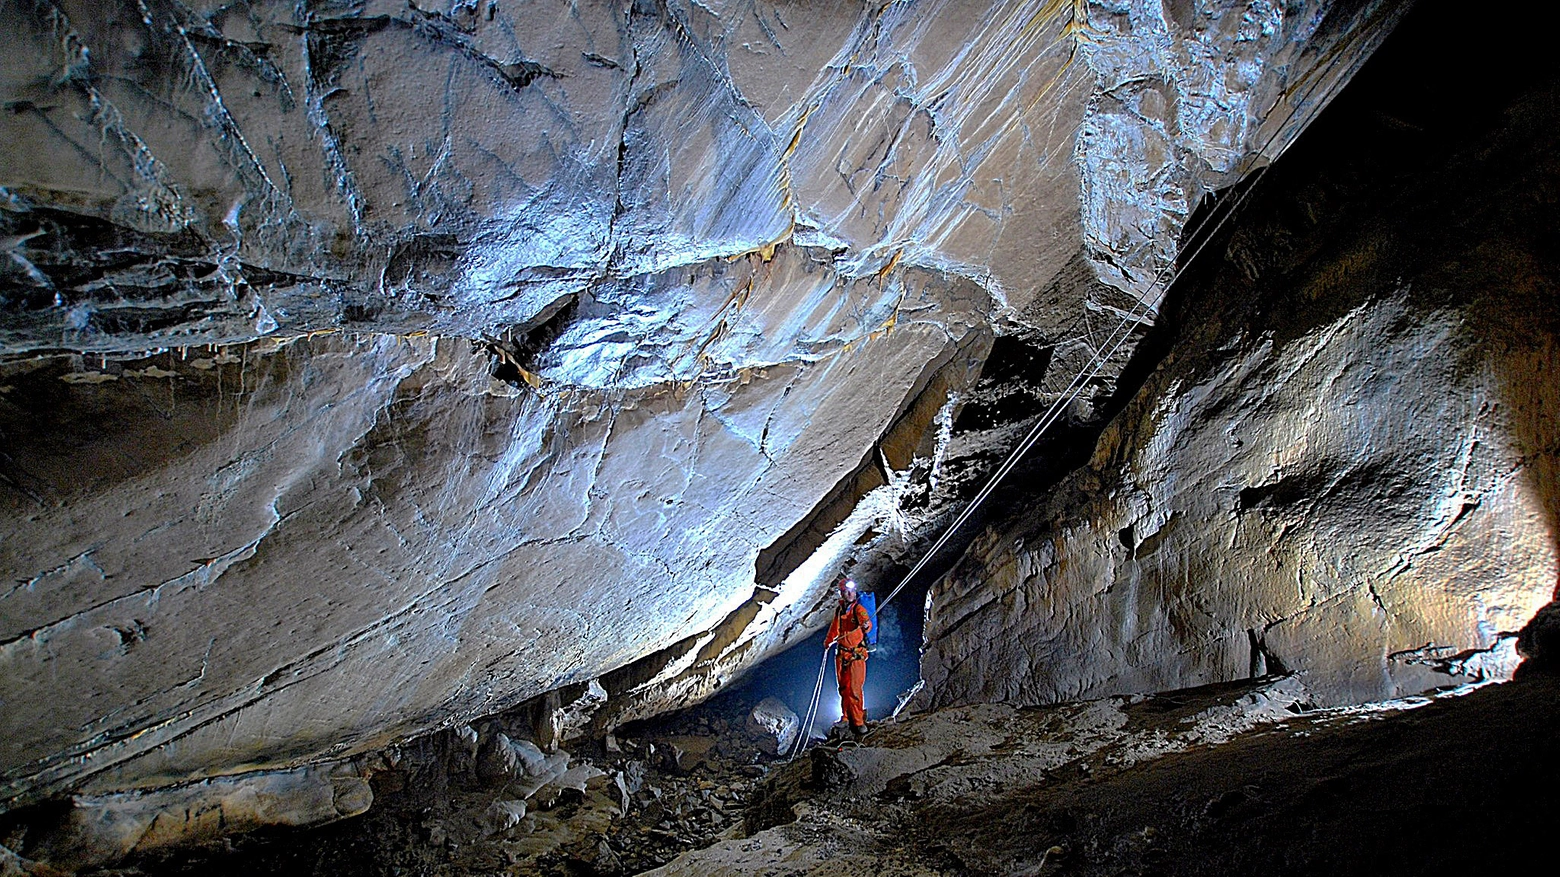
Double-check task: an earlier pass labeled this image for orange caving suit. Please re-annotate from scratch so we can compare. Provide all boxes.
[826,598,873,727]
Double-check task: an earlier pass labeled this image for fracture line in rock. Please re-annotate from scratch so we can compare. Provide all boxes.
[878,20,1358,613]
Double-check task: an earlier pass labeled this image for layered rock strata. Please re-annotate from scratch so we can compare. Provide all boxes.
[1,0,1401,822]
[0,0,1394,352]
[920,4,1560,708]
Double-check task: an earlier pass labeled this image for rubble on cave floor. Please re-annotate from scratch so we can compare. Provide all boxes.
[56,671,1560,877]
[654,674,1560,876]
[101,684,807,877]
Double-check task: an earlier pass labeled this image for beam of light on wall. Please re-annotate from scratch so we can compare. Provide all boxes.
[863,596,925,721]
[732,578,927,740]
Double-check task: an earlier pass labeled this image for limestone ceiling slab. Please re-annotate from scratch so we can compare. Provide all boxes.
[0,0,1404,808]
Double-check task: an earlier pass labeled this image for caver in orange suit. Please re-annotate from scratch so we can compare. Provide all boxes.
[826,581,873,732]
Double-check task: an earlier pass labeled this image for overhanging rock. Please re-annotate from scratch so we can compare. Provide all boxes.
[1,0,1404,812]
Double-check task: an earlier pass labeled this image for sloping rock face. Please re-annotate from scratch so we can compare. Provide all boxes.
[920,4,1560,709]
[0,0,1400,819]
[24,761,374,871]
[0,0,1393,351]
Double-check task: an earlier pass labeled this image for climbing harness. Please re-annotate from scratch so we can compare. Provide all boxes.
[786,597,871,761]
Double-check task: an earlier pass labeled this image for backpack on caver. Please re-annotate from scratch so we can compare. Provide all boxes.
[858,591,879,647]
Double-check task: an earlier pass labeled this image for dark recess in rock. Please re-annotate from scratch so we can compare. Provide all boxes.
[1515,600,1560,678]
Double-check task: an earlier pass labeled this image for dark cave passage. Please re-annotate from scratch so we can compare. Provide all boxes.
[727,577,931,740]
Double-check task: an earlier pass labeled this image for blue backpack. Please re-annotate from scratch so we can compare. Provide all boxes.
[858,591,880,647]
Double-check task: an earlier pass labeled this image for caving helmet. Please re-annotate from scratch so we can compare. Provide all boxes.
[837,576,859,602]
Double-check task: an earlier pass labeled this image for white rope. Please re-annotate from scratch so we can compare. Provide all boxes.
[780,16,1364,755]
[877,17,1359,611]
[791,203,1241,748]
[879,182,1241,609]
[880,280,1156,608]
[786,644,833,761]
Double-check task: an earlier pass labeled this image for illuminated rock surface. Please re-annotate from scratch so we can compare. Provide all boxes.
[0,0,1402,821]
[0,0,1393,352]
[2,0,1559,872]
[918,2,1560,710]
[20,762,373,872]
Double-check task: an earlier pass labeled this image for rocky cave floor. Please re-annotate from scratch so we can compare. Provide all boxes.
[94,685,785,877]
[83,669,1560,877]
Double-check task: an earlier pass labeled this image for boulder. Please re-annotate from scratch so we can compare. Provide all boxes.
[610,772,632,817]
[478,800,528,837]
[532,764,604,811]
[620,761,648,795]
[1517,601,1560,677]
[589,839,624,875]
[510,738,551,776]
[477,733,561,789]
[512,750,572,800]
[745,697,801,756]
[476,733,521,783]
[653,737,717,775]
[20,763,371,871]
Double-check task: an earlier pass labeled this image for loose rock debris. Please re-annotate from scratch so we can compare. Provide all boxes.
[11,672,1560,876]
[647,675,1560,877]
[101,687,802,877]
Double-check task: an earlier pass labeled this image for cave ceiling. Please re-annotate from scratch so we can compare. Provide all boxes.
[0,0,1404,808]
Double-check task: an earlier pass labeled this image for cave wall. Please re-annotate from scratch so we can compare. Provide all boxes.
[0,0,1404,814]
[0,291,987,805]
[920,3,1560,709]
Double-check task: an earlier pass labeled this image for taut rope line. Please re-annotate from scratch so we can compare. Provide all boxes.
[877,19,1356,610]
[785,18,1360,754]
